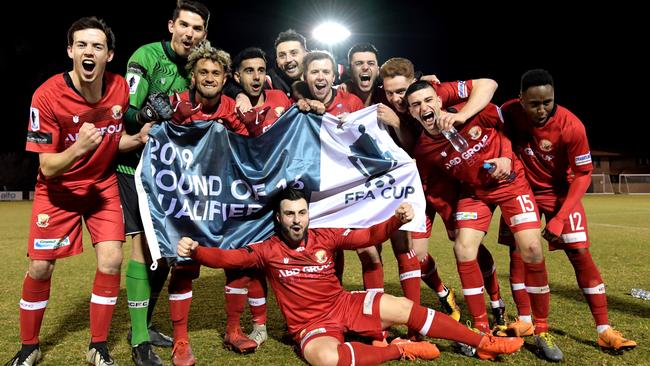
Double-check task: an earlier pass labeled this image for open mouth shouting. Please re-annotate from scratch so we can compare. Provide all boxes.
[421,110,438,132]
[284,61,299,76]
[82,59,96,74]
[358,73,373,89]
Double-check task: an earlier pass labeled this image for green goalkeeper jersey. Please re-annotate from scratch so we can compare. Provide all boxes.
[117,41,191,174]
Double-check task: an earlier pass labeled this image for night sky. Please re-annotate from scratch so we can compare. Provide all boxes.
[4,0,647,154]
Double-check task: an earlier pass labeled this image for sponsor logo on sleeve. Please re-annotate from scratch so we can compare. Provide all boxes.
[126,73,141,95]
[26,131,52,144]
[30,107,40,131]
[458,80,468,98]
[575,152,592,166]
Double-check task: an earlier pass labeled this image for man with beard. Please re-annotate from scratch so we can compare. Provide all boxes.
[8,16,151,366]
[406,80,561,361]
[118,1,210,365]
[497,69,636,351]
[177,188,524,365]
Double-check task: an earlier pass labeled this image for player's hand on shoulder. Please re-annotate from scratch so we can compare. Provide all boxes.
[235,93,253,114]
[377,103,400,128]
[394,202,414,224]
[137,92,174,123]
[178,237,199,257]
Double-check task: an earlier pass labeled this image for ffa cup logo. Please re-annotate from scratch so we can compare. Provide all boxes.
[539,139,553,152]
[314,249,328,264]
[468,126,482,140]
[111,105,123,120]
[30,107,40,131]
[36,213,50,228]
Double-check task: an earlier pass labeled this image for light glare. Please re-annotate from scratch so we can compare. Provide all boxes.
[312,22,351,45]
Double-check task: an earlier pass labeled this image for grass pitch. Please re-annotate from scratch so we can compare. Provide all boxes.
[1,195,649,365]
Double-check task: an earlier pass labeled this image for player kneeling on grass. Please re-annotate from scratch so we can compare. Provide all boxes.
[177,187,524,365]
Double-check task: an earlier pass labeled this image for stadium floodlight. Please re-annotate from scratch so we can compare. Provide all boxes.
[312,22,351,45]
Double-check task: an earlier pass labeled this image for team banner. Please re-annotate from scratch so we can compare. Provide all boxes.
[135,105,425,262]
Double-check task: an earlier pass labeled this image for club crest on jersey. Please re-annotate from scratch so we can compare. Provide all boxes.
[111,105,123,120]
[314,249,328,264]
[539,139,553,152]
[30,107,40,131]
[36,213,49,228]
[468,126,482,140]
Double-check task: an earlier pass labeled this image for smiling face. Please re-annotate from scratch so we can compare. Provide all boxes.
[305,58,335,103]
[275,40,305,80]
[349,51,379,93]
[276,197,309,245]
[383,75,414,113]
[67,28,113,86]
[168,10,207,58]
[407,85,442,135]
[520,84,555,126]
[192,58,226,100]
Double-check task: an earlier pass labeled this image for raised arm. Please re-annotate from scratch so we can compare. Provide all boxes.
[338,202,414,250]
[178,237,259,269]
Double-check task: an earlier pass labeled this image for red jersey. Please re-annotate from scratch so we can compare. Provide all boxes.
[325,88,364,115]
[171,90,248,135]
[412,103,523,196]
[26,72,129,191]
[501,100,592,192]
[243,90,292,137]
[378,80,474,153]
[191,216,402,337]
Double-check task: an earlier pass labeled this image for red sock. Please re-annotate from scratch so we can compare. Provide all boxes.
[456,260,488,331]
[225,269,249,331]
[169,265,196,341]
[406,304,483,346]
[248,270,267,325]
[477,244,501,302]
[420,254,445,293]
[90,270,120,343]
[20,275,51,344]
[567,250,609,327]
[397,250,421,303]
[361,260,384,292]
[509,250,531,318]
[524,261,550,334]
[336,341,401,366]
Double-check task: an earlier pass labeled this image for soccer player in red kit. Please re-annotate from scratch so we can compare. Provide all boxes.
[9,17,151,366]
[498,69,636,351]
[177,188,524,365]
[379,57,506,328]
[406,80,563,361]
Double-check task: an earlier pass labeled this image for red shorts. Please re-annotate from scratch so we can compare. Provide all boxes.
[456,186,540,233]
[296,291,384,352]
[498,192,589,251]
[411,215,432,240]
[28,183,125,260]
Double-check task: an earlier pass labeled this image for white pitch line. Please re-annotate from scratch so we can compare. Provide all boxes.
[590,223,650,231]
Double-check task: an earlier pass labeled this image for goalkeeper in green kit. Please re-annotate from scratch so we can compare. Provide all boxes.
[117,1,209,365]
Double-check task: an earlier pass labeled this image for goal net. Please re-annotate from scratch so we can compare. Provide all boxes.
[619,174,650,194]
[588,173,614,194]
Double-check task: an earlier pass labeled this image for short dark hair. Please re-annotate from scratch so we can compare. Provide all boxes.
[521,69,554,92]
[405,80,435,100]
[302,50,337,77]
[273,188,309,214]
[233,47,267,72]
[347,43,379,65]
[173,0,210,30]
[67,16,115,51]
[274,29,307,50]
